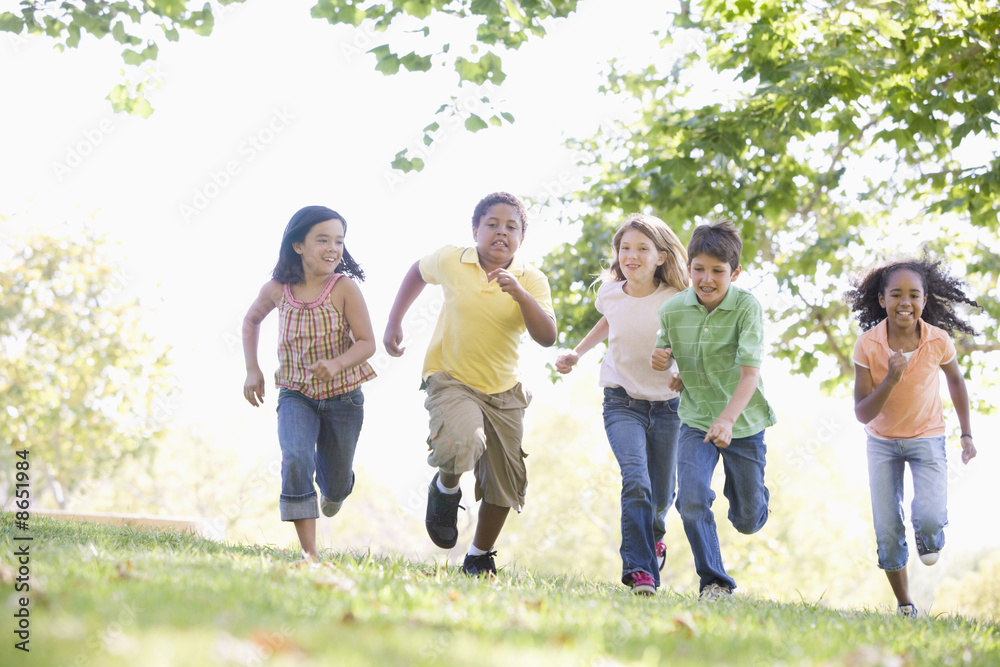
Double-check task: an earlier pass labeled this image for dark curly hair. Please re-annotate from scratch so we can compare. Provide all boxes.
[471,192,528,232]
[272,205,365,284]
[845,257,979,334]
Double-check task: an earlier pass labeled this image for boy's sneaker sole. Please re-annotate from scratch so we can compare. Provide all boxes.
[425,473,463,549]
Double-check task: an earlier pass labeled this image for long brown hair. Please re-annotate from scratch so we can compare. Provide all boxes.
[602,213,689,291]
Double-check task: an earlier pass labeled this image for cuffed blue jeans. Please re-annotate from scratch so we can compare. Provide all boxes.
[602,387,681,587]
[276,387,364,521]
[675,424,769,592]
[866,434,948,571]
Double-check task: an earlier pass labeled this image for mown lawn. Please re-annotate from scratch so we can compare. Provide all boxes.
[2,513,997,666]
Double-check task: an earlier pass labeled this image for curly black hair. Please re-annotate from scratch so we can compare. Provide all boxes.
[471,192,528,232]
[845,257,980,334]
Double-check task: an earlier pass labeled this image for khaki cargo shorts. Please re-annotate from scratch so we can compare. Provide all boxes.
[423,371,531,511]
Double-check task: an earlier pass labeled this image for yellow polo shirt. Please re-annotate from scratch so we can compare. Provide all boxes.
[419,245,554,395]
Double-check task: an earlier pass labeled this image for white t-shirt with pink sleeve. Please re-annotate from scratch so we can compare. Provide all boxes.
[596,280,680,402]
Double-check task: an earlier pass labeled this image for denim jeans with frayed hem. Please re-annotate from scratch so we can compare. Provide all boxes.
[676,424,769,592]
[602,387,681,588]
[276,387,364,521]
[866,434,947,571]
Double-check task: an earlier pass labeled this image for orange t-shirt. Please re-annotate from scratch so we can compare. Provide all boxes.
[852,319,957,439]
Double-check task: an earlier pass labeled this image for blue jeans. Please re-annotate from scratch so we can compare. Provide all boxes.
[675,424,769,591]
[602,387,681,587]
[276,387,364,521]
[866,434,948,571]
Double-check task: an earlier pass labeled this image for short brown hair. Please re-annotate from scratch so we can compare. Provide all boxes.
[687,219,742,270]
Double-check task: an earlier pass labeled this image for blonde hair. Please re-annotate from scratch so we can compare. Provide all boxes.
[601,213,689,291]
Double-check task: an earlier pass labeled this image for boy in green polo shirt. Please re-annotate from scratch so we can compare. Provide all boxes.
[651,219,776,600]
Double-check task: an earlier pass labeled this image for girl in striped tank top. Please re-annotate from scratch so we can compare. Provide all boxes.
[243,206,377,563]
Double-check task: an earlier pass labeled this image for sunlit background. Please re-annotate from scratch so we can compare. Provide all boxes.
[2,0,997,617]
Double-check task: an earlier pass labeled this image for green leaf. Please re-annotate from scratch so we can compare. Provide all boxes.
[455,52,505,85]
[401,0,434,20]
[400,51,433,73]
[121,43,158,66]
[369,45,400,75]
[0,12,25,33]
[310,0,367,26]
[390,149,425,173]
[465,114,489,132]
[500,111,515,123]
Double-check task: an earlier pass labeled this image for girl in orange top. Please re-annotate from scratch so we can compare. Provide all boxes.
[243,206,376,563]
[848,258,979,617]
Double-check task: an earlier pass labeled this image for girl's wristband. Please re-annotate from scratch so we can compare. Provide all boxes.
[960,434,974,439]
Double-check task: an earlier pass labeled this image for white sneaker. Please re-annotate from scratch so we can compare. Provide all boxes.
[919,551,940,566]
[698,582,733,602]
[320,495,343,517]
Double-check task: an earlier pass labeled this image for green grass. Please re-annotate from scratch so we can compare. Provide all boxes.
[2,513,998,666]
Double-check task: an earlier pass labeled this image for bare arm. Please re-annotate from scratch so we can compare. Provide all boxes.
[854,349,907,424]
[942,358,976,464]
[705,365,761,447]
[307,279,377,380]
[242,280,282,407]
[382,261,427,357]
[555,317,609,373]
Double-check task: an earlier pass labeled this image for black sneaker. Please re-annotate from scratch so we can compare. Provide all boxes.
[462,551,497,577]
[425,473,463,549]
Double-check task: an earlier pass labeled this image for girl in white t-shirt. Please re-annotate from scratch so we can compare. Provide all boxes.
[556,213,689,595]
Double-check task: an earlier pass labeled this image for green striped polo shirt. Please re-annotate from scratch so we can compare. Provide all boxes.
[655,284,776,438]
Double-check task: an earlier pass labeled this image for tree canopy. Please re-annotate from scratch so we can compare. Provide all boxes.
[544,0,1000,396]
[0,221,175,505]
[1,0,579,167]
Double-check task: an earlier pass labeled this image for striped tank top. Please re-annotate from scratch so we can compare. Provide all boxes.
[275,274,376,400]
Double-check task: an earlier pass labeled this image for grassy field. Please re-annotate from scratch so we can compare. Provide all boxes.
[1,513,997,666]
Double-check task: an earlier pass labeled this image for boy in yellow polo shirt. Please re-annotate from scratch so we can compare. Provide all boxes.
[383,192,557,575]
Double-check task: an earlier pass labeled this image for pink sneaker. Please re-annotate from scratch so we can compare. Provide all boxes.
[630,571,656,596]
[656,541,667,571]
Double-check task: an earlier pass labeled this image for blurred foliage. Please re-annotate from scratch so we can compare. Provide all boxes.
[0,219,175,506]
[545,0,1000,400]
[0,0,579,168]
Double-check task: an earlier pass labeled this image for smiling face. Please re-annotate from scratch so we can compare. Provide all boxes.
[293,218,345,278]
[617,228,666,290]
[879,268,927,333]
[473,203,523,271]
[689,253,740,312]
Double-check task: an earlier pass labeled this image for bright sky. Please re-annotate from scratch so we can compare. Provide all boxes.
[3,0,996,568]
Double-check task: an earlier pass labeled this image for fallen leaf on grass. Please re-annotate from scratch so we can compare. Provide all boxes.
[672,611,699,637]
[249,628,307,658]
